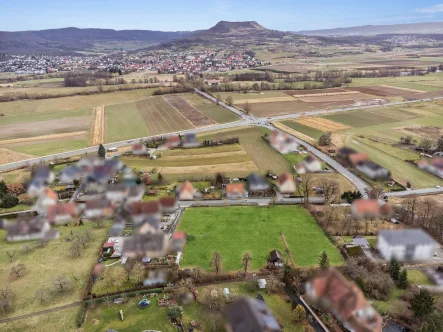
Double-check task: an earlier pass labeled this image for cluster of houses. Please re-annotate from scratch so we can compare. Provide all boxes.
[337,147,390,180]
[418,156,443,178]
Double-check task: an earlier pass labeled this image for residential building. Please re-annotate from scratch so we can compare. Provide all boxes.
[355,161,389,180]
[84,199,115,220]
[2,217,59,242]
[269,130,298,154]
[225,183,246,199]
[177,181,195,200]
[159,197,178,214]
[305,268,383,332]
[122,233,169,258]
[377,229,436,262]
[47,203,79,225]
[247,173,270,192]
[277,173,296,194]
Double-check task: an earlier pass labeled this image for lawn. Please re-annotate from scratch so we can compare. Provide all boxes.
[84,296,176,332]
[407,270,432,285]
[0,222,110,318]
[177,206,343,271]
[105,101,149,143]
[8,138,89,156]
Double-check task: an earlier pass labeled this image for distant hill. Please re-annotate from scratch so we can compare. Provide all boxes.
[297,22,443,36]
[0,27,191,54]
[202,21,266,34]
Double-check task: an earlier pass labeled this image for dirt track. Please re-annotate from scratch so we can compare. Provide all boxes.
[90,106,105,146]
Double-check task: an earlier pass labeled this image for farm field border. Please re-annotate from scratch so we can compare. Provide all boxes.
[89,106,105,146]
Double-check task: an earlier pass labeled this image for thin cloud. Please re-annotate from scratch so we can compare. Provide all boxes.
[214,0,233,14]
[417,4,443,14]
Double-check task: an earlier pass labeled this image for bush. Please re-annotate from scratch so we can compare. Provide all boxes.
[167,305,184,321]
[0,193,19,208]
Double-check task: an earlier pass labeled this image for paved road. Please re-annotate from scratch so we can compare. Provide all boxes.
[178,196,325,207]
[3,89,443,196]
[384,187,443,197]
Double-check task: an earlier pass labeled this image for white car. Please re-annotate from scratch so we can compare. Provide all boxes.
[390,218,399,224]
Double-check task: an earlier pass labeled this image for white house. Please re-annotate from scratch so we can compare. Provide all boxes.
[356,161,389,180]
[377,229,436,262]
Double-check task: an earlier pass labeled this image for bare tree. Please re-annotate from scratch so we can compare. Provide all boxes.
[69,239,82,258]
[298,174,314,203]
[225,96,233,106]
[242,252,252,274]
[130,262,145,284]
[365,184,384,200]
[267,276,284,294]
[22,244,31,254]
[52,275,73,293]
[211,252,222,274]
[6,250,16,263]
[35,288,51,305]
[9,264,26,280]
[243,101,252,115]
[318,178,339,203]
[124,260,135,281]
[324,206,337,229]
[0,288,14,314]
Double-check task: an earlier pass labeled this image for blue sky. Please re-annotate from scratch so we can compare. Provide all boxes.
[1,0,443,31]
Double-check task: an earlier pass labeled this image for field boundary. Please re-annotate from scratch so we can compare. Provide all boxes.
[161,96,196,128]
[0,131,88,145]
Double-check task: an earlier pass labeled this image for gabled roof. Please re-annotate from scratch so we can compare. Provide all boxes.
[85,199,113,210]
[270,250,283,262]
[47,203,77,218]
[6,216,48,237]
[226,183,244,194]
[349,153,369,165]
[278,173,294,185]
[43,188,58,201]
[159,196,177,207]
[179,181,194,194]
[131,201,160,215]
[378,229,435,246]
[352,199,379,215]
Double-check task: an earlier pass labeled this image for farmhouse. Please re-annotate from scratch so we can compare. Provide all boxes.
[269,130,299,154]
[296,154,322,174]
[277,173,296,194]
[305,268,382,332]
[225,183,246,199]
[377,229,436,262]
[33,187,58,214]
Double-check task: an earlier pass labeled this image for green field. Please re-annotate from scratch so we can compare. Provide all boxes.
[199,126,292,175]
[0,222,110,319]
[182,93,240,123]
[177,206,343,271]
[281,121,325,140]
[8,138,89,156]
[348,71,443,88]
[219,90,290,101]
[0,108,92,126]
[105,102,149,142]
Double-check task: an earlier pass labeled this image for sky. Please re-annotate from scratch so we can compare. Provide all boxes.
[1,0,443,32]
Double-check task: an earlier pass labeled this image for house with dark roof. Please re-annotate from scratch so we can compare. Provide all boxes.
[305,268,383,332]
[269,250,284,266]
[105,183,130,203]
[247,173,270,192]
[131,201,161,225]
[122,233,168,258]
[377,229,436,262]
[355,161,389,180]
[2,216,59,242]
[224,296,281,332]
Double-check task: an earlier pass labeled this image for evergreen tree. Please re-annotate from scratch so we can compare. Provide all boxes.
[318,251,330,269]
[0,180,8,195]
[98,144,106,159]
[397,269,409,289]
[390,258,400,281]
[411,290,435,318]
[419,310,443,332]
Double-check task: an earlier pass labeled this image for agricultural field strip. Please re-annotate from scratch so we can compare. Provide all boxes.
[292,91,361,98]
[380,84,424,93]
[161,150,247,161]
[294,117,351,132]
[156,161,258,174]
[0,131,88,145]
[233,96,296,104]
[163,95,217,127]
[90,105,105,146]
[136,97,195,134]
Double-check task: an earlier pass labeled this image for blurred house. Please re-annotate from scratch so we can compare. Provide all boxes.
[47,203,79,225]
[355,161,389,180]
[225,183,246,199]
[305,268,383,332]
[418,157,443,178]
[348,153,369,167]
[377,229,436,262]
[33,187,58,214]
[351,199,393,219]
[270,130,298,154]
[159,197,178,214]
[247,173,270,192]
[27,165,55,197]
[84,199,115,220]
[159,135,181,150]
[296,154,322,174]
[126,185,145,205]
[105,183,130,203]
[122,233,168,258]
[131,143,148,156]
[182,133,200,148]
[176,181,195,200]
[2,216,59,242]
[59,165,82,184]
[224,296,281,332]
[131,201,161,225]
[171,231,187,252]
[277,173,296,194]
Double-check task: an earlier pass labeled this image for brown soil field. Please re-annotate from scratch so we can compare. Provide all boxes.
[157,161,258,174]
[0,148,34,164]
[285,89,354,97]
[346,85,415,97]
[136,97,194,135]
[90,106,105,146]
[295,117,351,132]
[399,125,443,139]
[233,96,296,104]
[0,116,91,140]
[256,63,309,73]
[405,90,443,100]
[298,93,374,103]
[161,150,246,161]
[0,131,88,146]
[163,95,217,127]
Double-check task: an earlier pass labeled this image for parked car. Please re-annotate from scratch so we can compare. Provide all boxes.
[390,218,399,224]
[142,257,152,263]
[138,299,151,309]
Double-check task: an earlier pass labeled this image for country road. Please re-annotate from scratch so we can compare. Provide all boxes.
[2,89,443,196]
